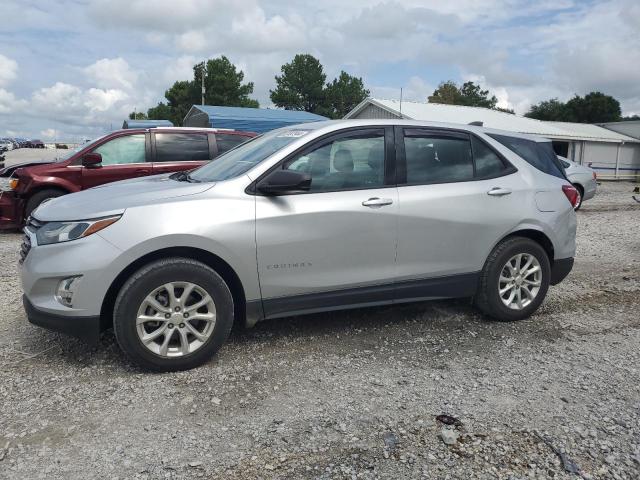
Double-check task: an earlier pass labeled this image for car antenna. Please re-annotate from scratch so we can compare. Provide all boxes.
[468,121,483,126]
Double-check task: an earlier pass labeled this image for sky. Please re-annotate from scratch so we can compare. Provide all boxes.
[1,0,639,141]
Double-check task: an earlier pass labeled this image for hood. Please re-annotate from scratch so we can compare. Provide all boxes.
[0,159,56,177]
[33,174,215,222]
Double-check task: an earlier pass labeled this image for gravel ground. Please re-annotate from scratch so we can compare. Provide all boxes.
[1,182,639,479]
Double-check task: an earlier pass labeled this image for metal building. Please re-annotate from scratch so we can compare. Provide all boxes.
[122,119,174,129]
[599,120,640,140]
[183,105,327,133]
[345,98,640,179]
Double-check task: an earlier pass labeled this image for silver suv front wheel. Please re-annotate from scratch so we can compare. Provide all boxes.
[114,258,234,371]
[136,282,217,357]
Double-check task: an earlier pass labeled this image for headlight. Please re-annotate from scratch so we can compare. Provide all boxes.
[35,215,121,246]
[0,177,18,191]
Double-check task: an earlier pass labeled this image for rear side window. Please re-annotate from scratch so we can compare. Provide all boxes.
[404,133,473,184]
[489,134,565,179]
[155,133,209,162]
[216,133,249,155]
[471,136,508,178]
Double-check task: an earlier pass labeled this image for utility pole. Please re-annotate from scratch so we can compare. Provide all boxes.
[201,61,206,106]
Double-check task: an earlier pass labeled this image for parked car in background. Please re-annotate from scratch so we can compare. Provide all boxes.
[19,120,577,371]
[558,156,597,210]
[0,138,15,151]
[26,139,45,148]
[0,127,256,229]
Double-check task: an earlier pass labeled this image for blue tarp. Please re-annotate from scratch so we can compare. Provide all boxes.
[185,105,327,133]
[122,119,174,129]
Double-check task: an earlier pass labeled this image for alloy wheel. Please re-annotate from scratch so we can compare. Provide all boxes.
[136,282,216,357]
[498,253,542,310]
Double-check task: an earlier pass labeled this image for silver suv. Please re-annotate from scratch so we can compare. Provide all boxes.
[20,120,577,371]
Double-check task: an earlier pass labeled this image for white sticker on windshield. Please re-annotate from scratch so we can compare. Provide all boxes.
[277,130,309,138]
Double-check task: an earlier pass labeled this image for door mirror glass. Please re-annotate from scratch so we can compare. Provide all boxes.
[82,152,102,167]
[257,170,311,195]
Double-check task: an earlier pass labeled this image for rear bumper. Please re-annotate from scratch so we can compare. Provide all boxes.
[0,191,23,230]
[582,179,597,201]
[550,257,574,285]
[23,295,102,344]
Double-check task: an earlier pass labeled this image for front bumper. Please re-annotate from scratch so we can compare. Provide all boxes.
[23,295,102,344]
[550,257,574,285]
[0,191,23,230]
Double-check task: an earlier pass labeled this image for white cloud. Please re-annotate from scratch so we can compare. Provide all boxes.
[84,58,138,91]
[0,88,27,114]
[40,128,57,139]
[0,54,18,87]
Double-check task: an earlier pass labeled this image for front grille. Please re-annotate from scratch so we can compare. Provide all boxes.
[19,216,43,264]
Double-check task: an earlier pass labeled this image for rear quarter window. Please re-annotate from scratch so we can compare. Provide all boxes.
[489,134,565,179]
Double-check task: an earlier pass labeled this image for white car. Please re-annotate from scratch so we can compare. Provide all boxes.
[558,156,597,210]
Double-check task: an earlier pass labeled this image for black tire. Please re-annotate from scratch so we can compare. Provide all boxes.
[475,237,550,321]
[113,258,234,372]
[25,189,65,219]
[572,184,584,211]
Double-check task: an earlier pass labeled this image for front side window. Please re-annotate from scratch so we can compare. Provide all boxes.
[489,134,565,179]
[404,133,473,184]
[283,130,385,192]
[155,133,209,162]
[93,134,146,166]
[216,133,249,155]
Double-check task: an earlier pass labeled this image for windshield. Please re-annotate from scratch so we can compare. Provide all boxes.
[188,129,312,183]
[57,134,108,161]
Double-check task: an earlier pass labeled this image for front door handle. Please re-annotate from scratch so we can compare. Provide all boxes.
[487,187,512,196]
[134,169,151,175]
[362,197,393,207]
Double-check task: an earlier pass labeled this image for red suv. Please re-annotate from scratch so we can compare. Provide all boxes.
[0,127,256,230]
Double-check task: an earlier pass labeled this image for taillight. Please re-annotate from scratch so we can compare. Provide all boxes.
[562,184,579,208]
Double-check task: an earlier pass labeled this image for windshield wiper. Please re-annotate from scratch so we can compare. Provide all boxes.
[170,171,201,183]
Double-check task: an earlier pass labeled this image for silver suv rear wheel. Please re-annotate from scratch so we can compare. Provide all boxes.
[498,254,542,310]
[475,237,550,321]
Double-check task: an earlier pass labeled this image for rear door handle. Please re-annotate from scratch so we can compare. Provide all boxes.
[487,187,512,196]
[362,197,393,207]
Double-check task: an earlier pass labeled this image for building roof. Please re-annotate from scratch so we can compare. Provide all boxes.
[184,105,328,133]
[122,119,174,129]
[345,98,639,143]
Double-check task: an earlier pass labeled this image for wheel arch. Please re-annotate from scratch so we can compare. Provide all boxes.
[100,246,249,333]
[495,228,555,266]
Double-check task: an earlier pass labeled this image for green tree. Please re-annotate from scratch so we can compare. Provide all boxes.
[270,54,327,113]
[195,56,259,108]
[164,80,199,126]
[427,81,462,105]
[138,56,259,126]
[524,98,568,121]
[128,111,147,120]
[322,71,370,119]
[525,92,622,123]
[147,102,173,121]
[563,92,621,123]
[428,80,498,109]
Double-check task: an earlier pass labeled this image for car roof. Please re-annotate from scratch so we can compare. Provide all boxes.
[112,127,257,136]
[279,119,551,143]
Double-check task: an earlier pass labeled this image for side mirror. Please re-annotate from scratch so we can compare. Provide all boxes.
[82,152,102,167]
[257,170,311,195]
